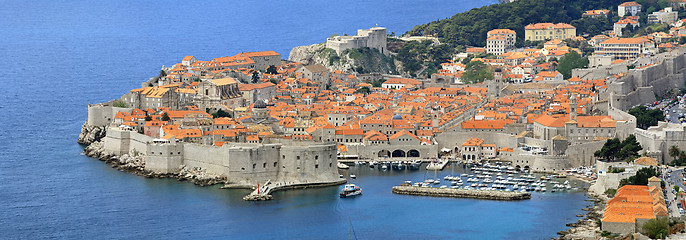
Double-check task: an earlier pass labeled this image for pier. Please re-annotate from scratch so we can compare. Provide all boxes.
[426,160,449,171]
[243,179,347,201]
[392,186,531,200]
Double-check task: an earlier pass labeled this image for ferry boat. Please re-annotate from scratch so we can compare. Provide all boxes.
[340,184,362,198]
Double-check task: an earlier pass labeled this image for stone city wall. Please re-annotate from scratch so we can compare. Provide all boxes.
[88,101,132,127]
[103,127,152,156]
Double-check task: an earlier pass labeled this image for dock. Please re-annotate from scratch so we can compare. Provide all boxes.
[426,160,449,171]
[392,186,531,201]
[243,179,347,201]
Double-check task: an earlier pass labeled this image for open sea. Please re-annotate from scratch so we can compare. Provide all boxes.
[0,0,591,239]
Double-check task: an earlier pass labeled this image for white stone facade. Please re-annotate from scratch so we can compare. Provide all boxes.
[326,27,387,55]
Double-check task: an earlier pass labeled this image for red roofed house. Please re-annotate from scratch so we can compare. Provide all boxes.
[382,78,422,90]
[618,2,641,17]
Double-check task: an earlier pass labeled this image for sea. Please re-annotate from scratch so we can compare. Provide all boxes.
[0,0,591,239]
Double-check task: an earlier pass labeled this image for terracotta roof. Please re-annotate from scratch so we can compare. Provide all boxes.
[211,77,238,86]
[634,156,657,166]
[525,23,575,30]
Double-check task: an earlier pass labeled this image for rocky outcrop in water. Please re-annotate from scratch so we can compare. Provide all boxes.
[82,140,226,186]
[77,122,106,145]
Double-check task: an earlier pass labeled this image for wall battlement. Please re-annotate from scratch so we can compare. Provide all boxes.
[102,127,341,186]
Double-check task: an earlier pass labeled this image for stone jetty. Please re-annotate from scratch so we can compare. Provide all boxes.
[426,160,449,171]
[392,186,531,200]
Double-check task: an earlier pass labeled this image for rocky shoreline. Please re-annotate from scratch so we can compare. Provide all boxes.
[79,123,226,187]
[556,190,606,240]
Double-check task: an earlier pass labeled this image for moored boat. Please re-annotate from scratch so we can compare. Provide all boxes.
[340,184,362,198]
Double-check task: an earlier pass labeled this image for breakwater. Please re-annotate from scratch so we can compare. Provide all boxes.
[392,186,531,200]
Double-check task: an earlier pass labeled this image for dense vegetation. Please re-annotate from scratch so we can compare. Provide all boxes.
[594,135,642,162]
[556,50,588,79]
[394,40,459,77]
[628,105,665,130]
[406,0,627,46]
[113,99,128,108]
[668,145,686,166]
[387,0,680,77]
[461,61,494,84]
[619,166,659,186]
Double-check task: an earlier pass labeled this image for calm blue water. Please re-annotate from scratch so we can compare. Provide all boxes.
[0,0,591,239]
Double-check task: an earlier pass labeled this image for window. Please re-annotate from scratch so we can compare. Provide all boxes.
[263,163,266,168]
[297,156,300,160]
[252,164,256,169]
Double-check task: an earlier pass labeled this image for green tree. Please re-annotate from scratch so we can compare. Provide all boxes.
[145,115,152,121]
[628,105,665,129]
[266,65,278,74]
[212,109,231,118]
[618,135,642,162]
[594,138,622,161]
[556,50,588,79]
[161,112,170,121]
[619,166,659,186]
[594,135,642,162]
[642,218,669,239]
[159,70,167,77]
[462,61,493,84]
[251,71,260,83]
[670,145,681,162]
[355,86,371,94]
[113,100,128,108]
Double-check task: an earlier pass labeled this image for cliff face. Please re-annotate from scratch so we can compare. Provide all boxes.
[77,122,106,145]
[288,43,397,74]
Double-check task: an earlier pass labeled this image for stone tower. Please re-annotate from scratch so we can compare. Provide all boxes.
[487,68,503,98]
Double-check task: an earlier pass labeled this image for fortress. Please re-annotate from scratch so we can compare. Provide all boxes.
[326,27,388,55]
[101,126,342,187]
[85,101,343,188]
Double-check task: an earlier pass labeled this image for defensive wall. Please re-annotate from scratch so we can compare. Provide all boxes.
[101,127,341,186]
[88,100,133,127]
[608,49,686,111]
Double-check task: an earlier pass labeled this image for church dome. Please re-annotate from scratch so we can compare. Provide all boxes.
[392,114,403,120]
[253,100,267,109]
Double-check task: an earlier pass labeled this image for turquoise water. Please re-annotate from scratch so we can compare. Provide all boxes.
[0,0,591,239]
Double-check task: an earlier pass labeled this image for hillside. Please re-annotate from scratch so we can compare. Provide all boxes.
[406,0,626,46]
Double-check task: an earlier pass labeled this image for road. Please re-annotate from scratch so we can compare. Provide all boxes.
[665,166,684,217]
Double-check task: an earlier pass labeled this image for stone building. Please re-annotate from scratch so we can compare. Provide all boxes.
[647,7,678,24]
[618,1,642,17]
[326,27,388,55]
[613,18,640,37]
[238,82,277,103]
[194,77,242,111]
[594,37,654,61]
[295,64,330,86]
[486,29,516,55]
[121,85,179,110]
[601,183,668,235]
[524,23,576,41]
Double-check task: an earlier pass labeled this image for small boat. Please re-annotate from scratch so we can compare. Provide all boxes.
[337,163,350,169]
[350,174,356,179]
[340,184,362,198]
